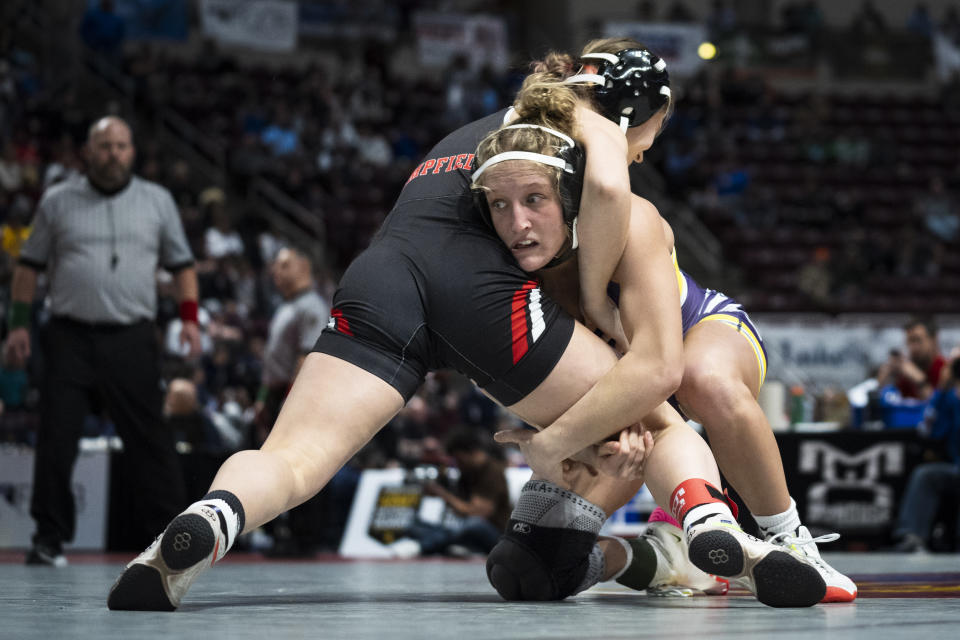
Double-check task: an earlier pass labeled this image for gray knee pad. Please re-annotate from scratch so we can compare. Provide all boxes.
[486,480,607,601]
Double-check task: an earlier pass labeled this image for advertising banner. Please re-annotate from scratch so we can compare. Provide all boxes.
[200,0,298,52]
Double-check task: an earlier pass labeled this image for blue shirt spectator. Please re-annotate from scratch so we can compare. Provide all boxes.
[80,0,126,56]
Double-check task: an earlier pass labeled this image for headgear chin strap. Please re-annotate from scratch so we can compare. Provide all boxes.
[565,48,671,132]
[472,124,585,267]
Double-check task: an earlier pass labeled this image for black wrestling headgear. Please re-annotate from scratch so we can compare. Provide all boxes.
[566,48,671,131]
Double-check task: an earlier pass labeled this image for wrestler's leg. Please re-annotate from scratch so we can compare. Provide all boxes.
[209,353,404,529]
[108,353,404,610]
[677,321,857,602]
[674,320,788,516]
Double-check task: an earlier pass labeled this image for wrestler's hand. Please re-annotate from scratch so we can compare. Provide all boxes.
[494,428,566,486]
[593,424,653,480]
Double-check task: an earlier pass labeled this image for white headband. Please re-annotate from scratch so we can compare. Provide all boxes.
[472,124,575,183]
[472,151,567,183]
[581,52,619,64]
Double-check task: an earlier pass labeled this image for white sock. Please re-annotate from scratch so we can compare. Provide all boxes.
[195,498,242,560]
[753,498,801,538]
[682,503,736,535]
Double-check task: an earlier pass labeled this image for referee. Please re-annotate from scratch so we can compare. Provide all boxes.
[4,116,201,566]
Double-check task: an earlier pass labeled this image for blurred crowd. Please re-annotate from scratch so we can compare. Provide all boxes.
[0,20,513,477]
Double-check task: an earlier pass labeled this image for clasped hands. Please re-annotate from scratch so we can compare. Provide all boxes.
[494,423,653,487]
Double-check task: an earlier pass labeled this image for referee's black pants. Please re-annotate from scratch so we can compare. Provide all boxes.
[31,318,186,550]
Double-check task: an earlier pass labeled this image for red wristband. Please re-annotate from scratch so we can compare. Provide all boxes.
[179,300,199,323]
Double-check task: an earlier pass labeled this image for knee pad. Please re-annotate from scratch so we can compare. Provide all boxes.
[486,480,607,601]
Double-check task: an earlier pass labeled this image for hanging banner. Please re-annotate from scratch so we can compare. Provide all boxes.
[200,0,298,52]
[413,12,508,71]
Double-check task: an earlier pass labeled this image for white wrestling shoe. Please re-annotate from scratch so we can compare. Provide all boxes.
[643,522,728,596]
[686,517,826,607]
[768,526,857,603]
[107,502,229,611]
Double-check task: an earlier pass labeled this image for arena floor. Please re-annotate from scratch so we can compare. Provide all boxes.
[2,552,958,639]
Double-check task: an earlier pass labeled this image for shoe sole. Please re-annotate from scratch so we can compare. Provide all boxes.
[689,529,826,608]
[107,513,216,611]
[107,564,175,611]
[160,513,216,570]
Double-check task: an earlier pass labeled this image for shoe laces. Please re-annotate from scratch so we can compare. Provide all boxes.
[769,529,840,565]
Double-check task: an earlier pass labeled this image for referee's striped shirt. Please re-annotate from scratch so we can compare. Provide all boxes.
[18,175,195,325]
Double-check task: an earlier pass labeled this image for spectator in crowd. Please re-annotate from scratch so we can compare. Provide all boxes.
[390,426,510,558]
[254,246,329,443]
[80,0,126,58]
[1,193,33,259]
[907,2,935,38]
[851,0,888,35]
[796,246,834,309]
[666,0,695,22]
[877,316,947,400]
[164,377,231,454]
[941,6,960,45]
[4,116,201,565]
[201,187,245,260]
[917,175,958,244]
[254,246,329,556]
[891,350,960,552]
[0,140,23,191]
[707,0,739,38]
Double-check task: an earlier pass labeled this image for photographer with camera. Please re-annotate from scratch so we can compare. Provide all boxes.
[389,427,510,558]
[877,316,947,401]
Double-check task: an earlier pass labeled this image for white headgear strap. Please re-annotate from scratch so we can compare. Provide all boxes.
[472,124,575,184]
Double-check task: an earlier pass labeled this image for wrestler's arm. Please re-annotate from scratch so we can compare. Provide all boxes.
[529,195,684,463]
[574,106,631,350]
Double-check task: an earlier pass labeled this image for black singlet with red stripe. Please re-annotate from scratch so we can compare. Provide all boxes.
[313,109,575,404]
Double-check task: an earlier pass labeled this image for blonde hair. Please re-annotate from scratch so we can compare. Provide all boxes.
[472,53,582,192]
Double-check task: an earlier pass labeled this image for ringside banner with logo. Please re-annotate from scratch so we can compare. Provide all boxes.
[776,431,923,542]
[200,0,298,52]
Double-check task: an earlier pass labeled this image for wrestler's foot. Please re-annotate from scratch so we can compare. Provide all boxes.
[643,522,728,596]
[769,526,857,603]
[107,503,228,611]
[687,517,825,608]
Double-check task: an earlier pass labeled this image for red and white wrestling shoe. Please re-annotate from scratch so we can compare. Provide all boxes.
[768,526,858,603]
